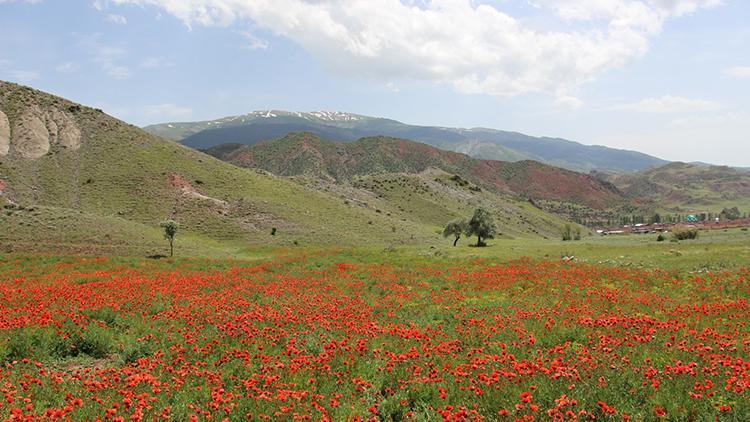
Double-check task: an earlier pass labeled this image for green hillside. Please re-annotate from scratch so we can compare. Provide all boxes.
[611,162,750,213]
[0,82,571,255]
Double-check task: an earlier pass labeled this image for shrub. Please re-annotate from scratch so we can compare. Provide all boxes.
[671,227,699,241]
[3,328,50,361]
[656,233,666,242]
[77,324,115,359]
[122,340,155,364]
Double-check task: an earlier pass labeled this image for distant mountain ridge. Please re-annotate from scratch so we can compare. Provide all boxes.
[144,110,669,173]
[206,133,625,211]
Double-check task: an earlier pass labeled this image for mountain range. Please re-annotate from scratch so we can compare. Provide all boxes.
[0,81,576,255]
[144,110,669,173]
[2,81,748,255]
[205,133,623,211]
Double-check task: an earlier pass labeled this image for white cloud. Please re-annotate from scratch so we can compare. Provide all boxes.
[530,0,722,22]
[76,34,132,79]
[609,95,722,113]
[107,66,131,79]
[55,62,80,73]
[236,30,269,50]
[141,103,193,119]
[101,0,722,97]
[0,60,40,82]
[139,57,173,68]
[385,81,400,93]
[2,69,40,82]
[108,103,193,123]
[667,111,746,128]
[555,95,585,109]
[0,0,42,4]
[105,13,128,24]
[724,66,750,79]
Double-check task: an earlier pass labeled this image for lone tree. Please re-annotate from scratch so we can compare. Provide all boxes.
[443,218,468,246]
[562,224,582,241]
[466,207,496,247]
[160,219,179,257]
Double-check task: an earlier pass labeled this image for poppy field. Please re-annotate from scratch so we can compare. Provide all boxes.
[0,252,748,421]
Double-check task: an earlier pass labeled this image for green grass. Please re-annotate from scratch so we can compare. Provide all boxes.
[0,237,748,420]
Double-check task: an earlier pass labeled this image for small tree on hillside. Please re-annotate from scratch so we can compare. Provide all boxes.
[443,218,468,246]
[465,207,496,247]
[160,219,179,257]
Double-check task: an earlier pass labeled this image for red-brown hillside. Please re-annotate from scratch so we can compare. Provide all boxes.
[206,133,624,209]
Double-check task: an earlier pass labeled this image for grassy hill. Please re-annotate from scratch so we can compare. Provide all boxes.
[0,82,572,254]
[610,162,750,213]
[205,133,625,211]
[144,110,668,172]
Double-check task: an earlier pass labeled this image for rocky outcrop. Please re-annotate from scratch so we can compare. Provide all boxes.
[0,110,9,156]
[46,109,81,149]
[13,111,50,159]
[6,106,82,159]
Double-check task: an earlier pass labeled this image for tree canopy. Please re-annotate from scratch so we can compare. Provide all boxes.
[442,218,468,247]
[160,219,179,257]
[465,208,496,247]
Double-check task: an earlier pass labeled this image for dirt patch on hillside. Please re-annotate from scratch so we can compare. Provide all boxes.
[169,173,229,211]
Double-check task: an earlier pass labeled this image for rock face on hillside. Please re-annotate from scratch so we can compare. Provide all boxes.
[8,105,82,159]
[0,110,9,156]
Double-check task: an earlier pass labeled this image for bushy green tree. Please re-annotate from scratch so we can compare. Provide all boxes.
[465,208,496,247]
[562,224,572,241]
[720,207,741,220]
[562,224,582,241]
[443,218,468,247]
[160,219,179,257]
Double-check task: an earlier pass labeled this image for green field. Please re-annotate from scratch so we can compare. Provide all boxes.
[0,229,748,420]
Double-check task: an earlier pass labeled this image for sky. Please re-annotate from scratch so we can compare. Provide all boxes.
[0,0,748,166]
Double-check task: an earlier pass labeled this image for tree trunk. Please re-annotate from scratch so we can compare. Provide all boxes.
[453,236,459,247]
[476,235,482,247]
[169,239,173,257]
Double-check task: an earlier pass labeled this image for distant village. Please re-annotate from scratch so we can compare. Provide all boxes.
[598,209,750,235]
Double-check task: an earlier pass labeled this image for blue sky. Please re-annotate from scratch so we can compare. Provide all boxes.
[1,0,748,166]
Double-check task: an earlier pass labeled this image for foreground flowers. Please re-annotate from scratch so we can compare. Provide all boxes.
[0,255,748,420]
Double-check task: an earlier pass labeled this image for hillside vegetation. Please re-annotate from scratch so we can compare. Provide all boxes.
[610,162,750,212]
[0,82,571,254]
[206,133,625,211]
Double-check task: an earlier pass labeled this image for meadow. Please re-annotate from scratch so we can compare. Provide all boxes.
[0,230,749,420]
